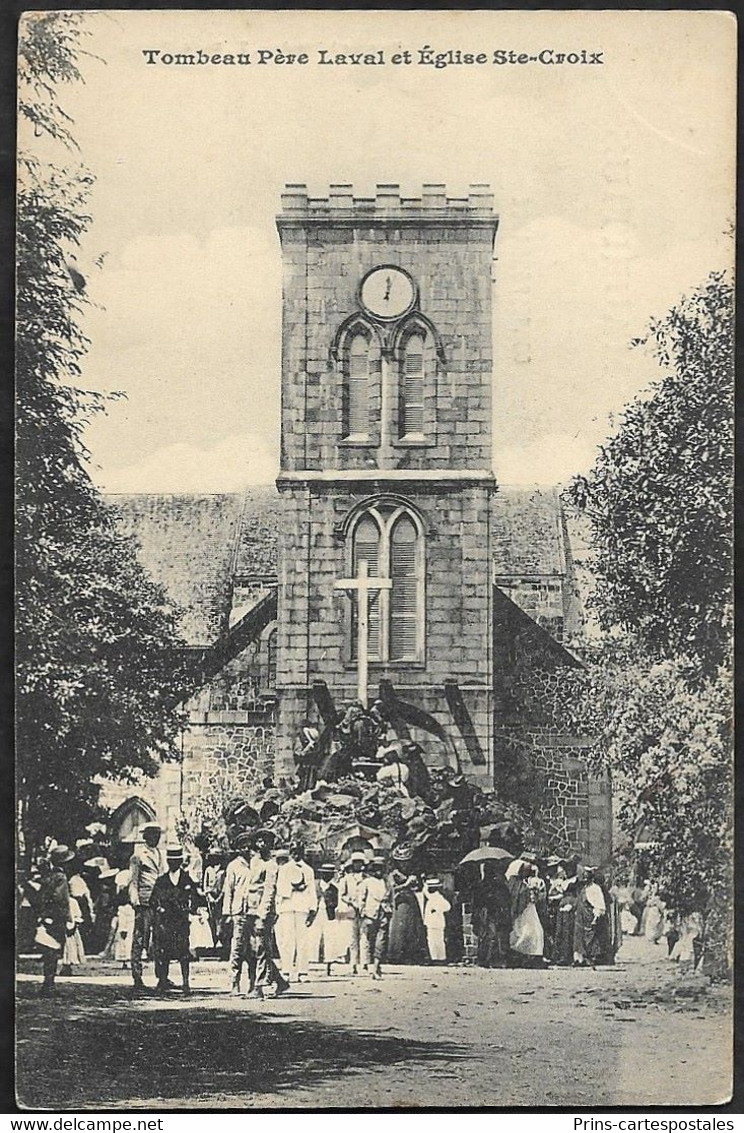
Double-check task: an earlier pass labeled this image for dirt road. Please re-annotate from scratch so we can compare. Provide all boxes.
[16,937,732,1109]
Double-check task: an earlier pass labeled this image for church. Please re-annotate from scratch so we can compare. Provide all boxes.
[105,183,611,864]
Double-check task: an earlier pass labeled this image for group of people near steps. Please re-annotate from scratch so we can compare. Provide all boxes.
[26,821,622,998]
[102,822,452,998]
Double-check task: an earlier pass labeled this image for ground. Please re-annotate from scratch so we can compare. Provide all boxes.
[16,938,732,1110]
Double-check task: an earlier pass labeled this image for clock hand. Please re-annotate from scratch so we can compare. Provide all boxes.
[383,275,392,301]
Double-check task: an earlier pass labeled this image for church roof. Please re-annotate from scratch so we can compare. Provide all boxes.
[108,492,248,644]
[491,485,565,577]
[109,484,572,646]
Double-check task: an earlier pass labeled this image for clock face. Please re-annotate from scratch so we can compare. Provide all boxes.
[359,266,415,320]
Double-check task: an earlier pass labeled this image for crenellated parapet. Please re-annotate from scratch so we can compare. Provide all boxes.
[277,182,498,230]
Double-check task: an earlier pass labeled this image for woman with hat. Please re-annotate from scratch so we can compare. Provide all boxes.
[25,845,74,996]
[400,742,431,802]
[59,860,91,976]
[387,867,428,965]
[507,860,546,967]
[150,845,199,995]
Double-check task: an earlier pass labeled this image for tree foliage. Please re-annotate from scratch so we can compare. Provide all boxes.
[16,13,189,851]
[569,273,734,674]
[554,275,734,971]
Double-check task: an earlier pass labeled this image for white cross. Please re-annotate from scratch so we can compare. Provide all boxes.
[334,559,392,708]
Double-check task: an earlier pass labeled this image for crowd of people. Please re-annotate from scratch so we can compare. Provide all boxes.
[19,821,464,998]
[471,852,621,969]
[18,707,703,997]
[20,818,660,1000]
[293,699,434,796]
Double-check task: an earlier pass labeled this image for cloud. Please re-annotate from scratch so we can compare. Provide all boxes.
[94,432,278,493]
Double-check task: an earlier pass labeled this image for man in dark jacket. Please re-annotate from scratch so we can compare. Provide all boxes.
[27,845,74,996]
[151,846,199,995]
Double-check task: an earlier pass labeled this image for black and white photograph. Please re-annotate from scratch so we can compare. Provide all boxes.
[14,8,735,1112]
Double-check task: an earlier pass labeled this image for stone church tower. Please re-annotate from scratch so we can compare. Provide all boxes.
[105,182,612,864]
[275,183,498,783]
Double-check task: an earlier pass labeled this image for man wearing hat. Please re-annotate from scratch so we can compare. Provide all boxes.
[309,863,343,973]
[150,845,199,995]
[246,829,288,999]
[358,856,392,978]
[222,832,256,995]
[275,843,317,983]
[128,822,166,993]
[26,845,74,996]
[336,851,367,973]
[422,878,451,963]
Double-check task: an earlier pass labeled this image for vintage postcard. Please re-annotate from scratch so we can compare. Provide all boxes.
[15,9,735,1112]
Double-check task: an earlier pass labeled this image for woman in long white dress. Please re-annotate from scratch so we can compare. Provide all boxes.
[60,878,89,972]
[113,901,135,965]
[670,911,704,969]
[508,863,545,965]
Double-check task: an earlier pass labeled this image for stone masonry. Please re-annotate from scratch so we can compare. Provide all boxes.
[275,184,497,783]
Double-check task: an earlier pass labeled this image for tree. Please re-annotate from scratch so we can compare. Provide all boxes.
[554,275,734,972]
[16,13,189,853]
[569,273,734,675]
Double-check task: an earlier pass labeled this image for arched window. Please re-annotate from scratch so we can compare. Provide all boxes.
[348,503,424,664]
[333,314,382,446]
[346,333,371,438]
[390,515,418,660]
[401,334,425,437]
[352,515,382,660]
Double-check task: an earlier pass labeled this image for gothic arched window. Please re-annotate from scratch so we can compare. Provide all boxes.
[347,333,370,438]
[349,503,425,664]
[394,317,441,443]
[401,333,425,437]
[352,515,382,660]
[390,514,419,660]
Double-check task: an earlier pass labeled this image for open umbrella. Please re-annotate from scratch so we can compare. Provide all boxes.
[458,846,514,867]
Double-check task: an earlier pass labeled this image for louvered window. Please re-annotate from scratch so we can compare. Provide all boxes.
[352,516,381,660]
[347,334,370,437]
[390,516,418,660]
[401,334,425,436]
[266,628,277,689]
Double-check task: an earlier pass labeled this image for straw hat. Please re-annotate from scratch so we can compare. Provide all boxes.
[50,845,74,866]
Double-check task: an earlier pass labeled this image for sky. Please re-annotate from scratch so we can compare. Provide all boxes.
[20,10,735,492]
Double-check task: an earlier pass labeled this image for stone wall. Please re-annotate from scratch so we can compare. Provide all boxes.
[179,637,278,821]
[181,715,276,807]
[495,728,612,863]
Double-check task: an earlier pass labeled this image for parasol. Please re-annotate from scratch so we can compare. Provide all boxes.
[458,846,514,866]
